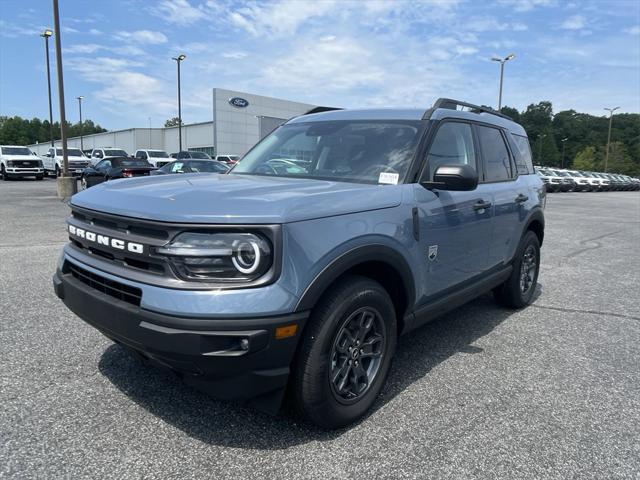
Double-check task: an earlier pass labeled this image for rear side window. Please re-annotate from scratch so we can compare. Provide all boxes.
[425,122,476,181]
[510,134,534,174]
[477,126,512,182]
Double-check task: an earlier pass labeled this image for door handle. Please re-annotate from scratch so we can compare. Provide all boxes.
[515,194,529,203]
[473,200,492,211]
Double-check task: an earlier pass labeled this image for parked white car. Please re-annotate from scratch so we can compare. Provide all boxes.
[134,149,171,168]
[214,154,240,165]
[42,147,91,177]
[0,145,44,180]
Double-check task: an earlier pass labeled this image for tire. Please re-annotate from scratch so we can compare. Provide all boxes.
[1,164,8,181]
[55,165,61,177]
[80,176,88,190]
[36,175,43,181]
[290,275,397,429]
[494,230,540,309]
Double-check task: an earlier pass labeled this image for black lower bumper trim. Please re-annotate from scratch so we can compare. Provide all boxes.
[54,268,308,413]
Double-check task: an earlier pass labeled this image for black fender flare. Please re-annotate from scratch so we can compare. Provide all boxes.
[294,244,416,313]
[523,207,545,246]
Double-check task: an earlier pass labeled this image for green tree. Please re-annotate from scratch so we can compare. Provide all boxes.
[164,117,183,127]
[573,146,597,171]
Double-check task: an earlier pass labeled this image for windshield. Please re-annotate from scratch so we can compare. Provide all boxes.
[105,149,128,157]
[148,150,170,158]
[56,148,84,157]
[189,151,210,159]
[2,147,32,155]
[114,158,150,167]
[232,120,424,184]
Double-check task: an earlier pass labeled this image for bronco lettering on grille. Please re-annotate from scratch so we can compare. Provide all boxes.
[68,224,145,254]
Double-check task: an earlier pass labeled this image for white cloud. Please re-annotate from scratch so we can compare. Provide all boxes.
[561,14,586,30]
[625,25,640,35]
[497,0,555,12]
[65,44,106,54]
[115,30,168,44]
[466,16,530,32]
[151,0,206,26]
[222,52,248,59]
[89,28,102,35]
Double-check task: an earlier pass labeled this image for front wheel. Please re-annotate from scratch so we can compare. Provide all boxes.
[55,165,61,177]
[494,230,540,308]
[290,275,397,429]
[1,164,8,181]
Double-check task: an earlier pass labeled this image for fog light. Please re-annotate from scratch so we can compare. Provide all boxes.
[240,338,250,351]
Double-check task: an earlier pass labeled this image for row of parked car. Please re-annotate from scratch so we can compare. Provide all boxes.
[535,166,640,192]
[0,145,238,180]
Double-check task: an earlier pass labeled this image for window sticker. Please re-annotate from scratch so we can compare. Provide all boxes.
[378,171,399,185]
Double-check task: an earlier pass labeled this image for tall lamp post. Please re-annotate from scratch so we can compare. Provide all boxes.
[77,96,84,151]
[172,54,186,151]
[40,29,55,146]
[538,133,546,165]
[491,53,515,111]
[560,137,568,168]
[604,106,620,173]
[52,0,75,197]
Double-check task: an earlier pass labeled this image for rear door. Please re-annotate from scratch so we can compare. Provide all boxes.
[475,125,521,268]
[415,120,493,298]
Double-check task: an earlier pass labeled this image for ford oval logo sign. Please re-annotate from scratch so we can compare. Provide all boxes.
[229,97,249,108]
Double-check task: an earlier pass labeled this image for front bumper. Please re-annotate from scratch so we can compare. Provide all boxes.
[5,168,44,176]
[53,264,308,413]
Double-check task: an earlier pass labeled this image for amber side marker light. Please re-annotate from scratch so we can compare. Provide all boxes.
[275,324,298,339]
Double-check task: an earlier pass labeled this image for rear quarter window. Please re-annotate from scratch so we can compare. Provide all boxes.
[510,133,534,175]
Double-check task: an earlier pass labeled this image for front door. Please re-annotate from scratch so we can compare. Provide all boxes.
[414,120,492,302]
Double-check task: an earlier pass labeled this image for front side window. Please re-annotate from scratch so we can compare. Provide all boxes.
[424,122,476,181]
[232,120,424,184]
[477,126,512,182]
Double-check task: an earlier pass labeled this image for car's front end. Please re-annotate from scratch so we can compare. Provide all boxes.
[3,157,45,178]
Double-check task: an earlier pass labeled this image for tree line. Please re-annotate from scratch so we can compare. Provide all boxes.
[1,104,638,175]
[0,116,107,147]
[500,102,640,176]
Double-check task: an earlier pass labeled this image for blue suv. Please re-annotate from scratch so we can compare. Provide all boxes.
[53,98,545,428]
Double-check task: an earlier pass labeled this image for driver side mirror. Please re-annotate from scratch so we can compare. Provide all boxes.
[422,164,478,191]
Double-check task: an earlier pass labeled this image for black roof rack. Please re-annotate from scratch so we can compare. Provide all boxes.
[302,106,343,115]
[427,98,513,121]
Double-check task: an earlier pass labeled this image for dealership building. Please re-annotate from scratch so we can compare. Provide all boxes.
[29,88,316,157]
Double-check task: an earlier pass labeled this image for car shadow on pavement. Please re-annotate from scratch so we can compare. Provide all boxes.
[98,286,542,449]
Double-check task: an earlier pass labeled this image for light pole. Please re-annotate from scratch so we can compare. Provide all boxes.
[538,133,546,165]
[77,96,84,151]
[604,106,620,173]
[561,137,568,168]
[491,53,515,110]
[40,29,55,146]
[172,54,186,151]
[52,0,73,197]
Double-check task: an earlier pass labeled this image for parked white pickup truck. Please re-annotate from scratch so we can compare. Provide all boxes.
[0,145,44,180]
[42,147,91,177]
[134,149,171,168]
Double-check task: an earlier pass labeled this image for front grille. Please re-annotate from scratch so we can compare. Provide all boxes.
[66,262,142,306]
[12,160,40,168]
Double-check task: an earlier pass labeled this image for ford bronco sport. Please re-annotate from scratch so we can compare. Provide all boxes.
[53,98,545,429]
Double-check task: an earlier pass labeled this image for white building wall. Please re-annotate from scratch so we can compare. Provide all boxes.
[28,89,317,157]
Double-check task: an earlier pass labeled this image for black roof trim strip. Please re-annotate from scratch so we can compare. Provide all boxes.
[423,98,512,121]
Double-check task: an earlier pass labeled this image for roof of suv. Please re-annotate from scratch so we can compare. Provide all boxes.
[288,101,527,136]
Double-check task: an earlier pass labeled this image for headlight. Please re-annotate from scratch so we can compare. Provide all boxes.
[6,161,15,167]
[38,160,44,168]
[157,232,272,282]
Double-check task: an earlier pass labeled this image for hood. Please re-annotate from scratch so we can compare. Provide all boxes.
[3,155,39,161]
[70,173,402,224]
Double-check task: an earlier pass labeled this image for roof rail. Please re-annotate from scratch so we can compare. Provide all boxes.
[428,98,513,120]
[302,106,343,115]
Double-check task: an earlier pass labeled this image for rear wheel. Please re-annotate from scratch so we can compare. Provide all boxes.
[290,275,397,429]
[494,230,540,308]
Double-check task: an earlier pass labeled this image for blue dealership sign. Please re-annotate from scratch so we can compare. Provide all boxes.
[229,97,249,108]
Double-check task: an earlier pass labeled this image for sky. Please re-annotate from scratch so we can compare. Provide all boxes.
[0,0,639,131]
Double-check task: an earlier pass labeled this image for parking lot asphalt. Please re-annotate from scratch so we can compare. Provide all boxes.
[1,178,639,479]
